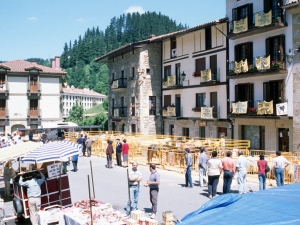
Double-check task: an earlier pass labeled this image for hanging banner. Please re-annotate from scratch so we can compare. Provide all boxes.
[234,59,248,73]
[233,17,248,34]
[257,100,273,115]
[167,75,176,86]
[111,80,118,89]
[256,56,270,70]
[235,61,242,74]
[114,108,119,117]
[276,102,288,115]
[167,107,176,116]
[200,69,211,82]
[162,109,168,117]
[201,107,213,119]
[255,10,272,27]
[232,101,248,114]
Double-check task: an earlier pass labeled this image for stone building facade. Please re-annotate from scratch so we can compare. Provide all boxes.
[95,40,162,134]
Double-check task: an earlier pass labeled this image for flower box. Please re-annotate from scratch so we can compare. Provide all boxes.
[192,71,200,77]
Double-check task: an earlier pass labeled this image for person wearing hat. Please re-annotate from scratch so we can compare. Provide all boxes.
[184,148,193,188]
[257,154,268,190]
[116,138,123,167]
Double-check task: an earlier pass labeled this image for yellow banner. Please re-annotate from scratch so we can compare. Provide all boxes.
[111,80,118,89]
[167,75,176,86]
[233,17,248,34]
[162,109,168,117]
[257,100,273,115]
[234,59,248,74]
[200,69,211,82]
[256,56,270,70]
[232,101,248,114]
[114,108,119,117]
[167,107,176,116]
[255,10,272,27]
[201,107,213,119]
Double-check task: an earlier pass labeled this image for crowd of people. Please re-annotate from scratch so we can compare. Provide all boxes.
[0,132,23,148]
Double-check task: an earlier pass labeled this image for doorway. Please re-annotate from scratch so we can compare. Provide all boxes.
[175,95,181,117]
[170,125,174,135]
[278,128,289,152]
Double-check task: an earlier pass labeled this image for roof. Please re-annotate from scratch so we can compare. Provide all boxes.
[0,60,66,74]
[283,0,299,7]
[62,86,106,97]
[94,18,228,62]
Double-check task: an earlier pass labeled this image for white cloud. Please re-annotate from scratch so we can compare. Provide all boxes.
[124,6,145,14]
[27,17,37,22]
[76,18,85,22]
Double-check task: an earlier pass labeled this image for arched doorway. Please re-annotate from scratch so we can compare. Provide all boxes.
[11,124,25,134]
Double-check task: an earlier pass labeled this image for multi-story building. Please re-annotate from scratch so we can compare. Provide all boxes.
[95,38,162,134]
[0,57,66,134]
[61,86,106,119]
[161,19,230,138]
[226,0,293,151]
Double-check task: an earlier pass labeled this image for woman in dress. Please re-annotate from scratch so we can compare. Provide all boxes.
[207,151,223,199]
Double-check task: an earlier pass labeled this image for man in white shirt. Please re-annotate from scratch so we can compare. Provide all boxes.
[235,151,248,194]
[273,151,290,187]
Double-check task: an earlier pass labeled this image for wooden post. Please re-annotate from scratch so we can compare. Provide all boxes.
[90,160,95,198]
[127,168,132,213]
[88,175,93,225]
[60,162,62,206]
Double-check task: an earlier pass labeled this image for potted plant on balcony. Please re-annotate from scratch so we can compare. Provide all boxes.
[192,71,201,77]
[270,61,283,70]
[192,106,201,112]
[248,107,257,115]
[248,64,258,73]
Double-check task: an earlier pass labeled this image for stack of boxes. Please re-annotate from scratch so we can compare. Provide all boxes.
[162,211,174,225]
[126,210,158,225]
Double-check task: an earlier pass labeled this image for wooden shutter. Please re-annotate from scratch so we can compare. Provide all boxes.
[263,82,271,101]
[249,83,254,107]
[235,45,240,62]
[247,3,253,26]
[247,42,253,65]
[210,55,217,79]
[196,58,206,72]
[279,35,285,62]
[235,85,239,102]
[210,92,218,118]
[164,95,171,107]
[264,0,271,13]
[196,94,199,107]
[232,8,237,21]
[265,38,270,58]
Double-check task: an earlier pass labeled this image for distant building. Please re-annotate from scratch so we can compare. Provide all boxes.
[61,86,106,119]
[0,57,66,134]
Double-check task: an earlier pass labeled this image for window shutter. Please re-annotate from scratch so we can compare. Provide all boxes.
[235,45,240,62]
[235,85,239,102]
[265,38,270,58]
[248,42,253,65]
[263,82,271,101]
[164,95,171,107]
[196,94,199,107]
[264,0,271,13]
[196,58,206,73]
[247,3,253,27]
[279,35,285,62]
[210,55,217,79]
[232,8,237,21]
[249,83,254,107]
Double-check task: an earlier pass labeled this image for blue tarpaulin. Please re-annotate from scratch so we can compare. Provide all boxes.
[179,182,300,225]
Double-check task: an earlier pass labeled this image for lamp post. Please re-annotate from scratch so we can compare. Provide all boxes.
[286,47,300,65]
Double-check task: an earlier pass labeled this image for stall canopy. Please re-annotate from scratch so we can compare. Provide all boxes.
[22,141,81,163]
[179,182,300,225]
[0,141,41,162]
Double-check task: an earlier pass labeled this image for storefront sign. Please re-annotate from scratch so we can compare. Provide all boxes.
[257,100,273,115]
[200,69,211,82]
[233,17,248,34]
[232,101,248,114]
[276,102,288,116]
[201,107,213,119]
[255,10,272,27]
[47,163,61,178]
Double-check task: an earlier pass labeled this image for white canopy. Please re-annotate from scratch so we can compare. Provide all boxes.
[0,142,41,162]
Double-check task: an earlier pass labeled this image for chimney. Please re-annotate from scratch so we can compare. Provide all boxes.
[51,58,55,69]
[55,56,60,69]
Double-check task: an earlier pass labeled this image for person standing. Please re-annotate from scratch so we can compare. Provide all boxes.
[4,161,13,198]
[85,136,94,157]
[82,135,87,156]
[122,139,129,167]
[106,140,114,168]
[207,151,223,199]
[116,138,123,167]
[257,154,268,190]
[198,147,208,187]
[77,134,85,155]
[126,162,142,215]
[235,151,248,194]
[184,148,193,188]
[221,151,235,194]
[72,153,79,172]
[19,169,45,225]
[273,151,290,187]
[144,164,160,219]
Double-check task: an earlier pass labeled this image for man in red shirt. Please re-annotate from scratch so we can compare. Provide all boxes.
[122,139,129,167]
[221,151,235,194]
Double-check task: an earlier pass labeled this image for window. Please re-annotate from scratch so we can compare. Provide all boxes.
[196,93,206,107]
[263,80,283,106]
[210,55,217,80]
[170,37,176,58]
[232,3,253,27]
[0,74,5,85]
[164,95,171,107]
[0,100,5,110]
[149,96,156,115]
[131,124,136,133]
[146,68,150,75]
[199,126,205,138]
[121,70,124,78]
[175,63,181,85]
[112,72,115,81]
[205,27,212,50]
[266,35,285,63]
[30,100,38,110]
[196,58,206,73]
[264,0,283,22]
[210,92,218,118]
[164,65,171,79]
[131,97,135,116]
[112,98,115,116]
[182,127,189,137]
[170,125,174,135]
[235,83,254,106]
[131,67,135,78]
[234,42,253,65]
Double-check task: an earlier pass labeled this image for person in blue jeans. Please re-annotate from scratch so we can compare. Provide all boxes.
[257,154,267,190]
[126,162,142,215]
[72,153,79,172]
[185,148,193,188]
[235,151,248,194]
[273,151,290,187]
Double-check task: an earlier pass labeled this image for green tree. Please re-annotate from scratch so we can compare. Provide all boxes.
[102,98,108,111]
[65,103,84,124]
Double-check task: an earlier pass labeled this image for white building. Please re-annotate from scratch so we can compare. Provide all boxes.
[226,0,294,151]
[0,57,66,134]
[161,19,230,138]
[61,86,106,119]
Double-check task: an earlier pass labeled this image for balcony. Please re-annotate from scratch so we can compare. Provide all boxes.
[199,68,220,85]
[162,107,176,117]
[112,107,127,118]
[27,82,41,96]
[0,108,8,118]
[0,83,9,96]
[228,10,287,40]
[163,75,182,88]
[28,108,41,118]
[111,78,127,92]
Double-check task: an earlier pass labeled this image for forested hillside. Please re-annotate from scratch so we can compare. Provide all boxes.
[60,11,187,95]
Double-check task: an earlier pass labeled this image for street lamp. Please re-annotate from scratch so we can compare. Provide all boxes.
[286,47,300,65]
[181,71,189,85]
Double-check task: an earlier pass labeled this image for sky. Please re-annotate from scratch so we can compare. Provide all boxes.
[0,0,226,62]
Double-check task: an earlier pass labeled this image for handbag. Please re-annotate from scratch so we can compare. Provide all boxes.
[265,165,270,173]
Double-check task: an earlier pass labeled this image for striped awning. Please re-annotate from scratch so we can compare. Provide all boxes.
[22,141,81,163]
